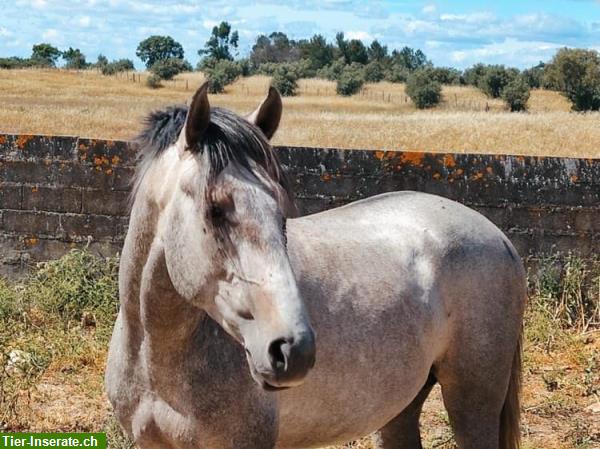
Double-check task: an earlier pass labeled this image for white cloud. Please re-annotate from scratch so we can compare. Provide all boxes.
[202,20,219,30]
[42,28,59,40]
[78,16,91,27]
[440,12,495,24]
[346,30,373,41]
[450,38,563,66]
[0,27,12,37]
[32,0,47,8]
[422,4,437,14]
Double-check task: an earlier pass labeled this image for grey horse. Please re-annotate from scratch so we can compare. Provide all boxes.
[105,83,526,449]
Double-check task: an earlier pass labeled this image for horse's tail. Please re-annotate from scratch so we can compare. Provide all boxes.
[499,330,522,449]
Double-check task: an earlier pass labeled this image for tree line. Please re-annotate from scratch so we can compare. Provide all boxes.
[1,21,600,112]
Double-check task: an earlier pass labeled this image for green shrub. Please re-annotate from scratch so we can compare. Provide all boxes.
[405,69,442,109]
[0,278,20,322]
[146,74,163,89]
[502,77,531,112]
[528,254,600,335]
[462,63,487,86]
[364,61,385,83]
[0,57,36,69]
[272,66,298,96]
[383,63,410,83]
[316,57,346,81]
[207,72,226,93]
[101,58,135,75]
[24,249,119,328]
[426,66,462,85]
[336,64,365,96]
[204,59,243,93]
[149,58,192,80]
[258,59,313,79]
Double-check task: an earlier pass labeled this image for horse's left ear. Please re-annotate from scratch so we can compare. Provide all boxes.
[247,86,282,140]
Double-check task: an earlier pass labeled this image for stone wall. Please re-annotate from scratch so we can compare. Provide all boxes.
[1,133,598,275]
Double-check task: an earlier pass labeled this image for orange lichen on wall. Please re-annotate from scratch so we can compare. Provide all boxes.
[24,237,39,246]
[0,135,7,145]
[93,155,110,171]
[321,173,332,182]
[16,134,33,149]
[375,150,397,161]
[443,154,456,168]
[400,152,425,166]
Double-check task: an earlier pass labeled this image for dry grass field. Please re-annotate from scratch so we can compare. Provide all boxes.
[1,69,599,158]
[0,250,599,449]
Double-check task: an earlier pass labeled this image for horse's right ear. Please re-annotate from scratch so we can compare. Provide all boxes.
[185,82,211,150]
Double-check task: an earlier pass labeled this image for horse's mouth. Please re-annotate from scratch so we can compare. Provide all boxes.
[261,380,291,392]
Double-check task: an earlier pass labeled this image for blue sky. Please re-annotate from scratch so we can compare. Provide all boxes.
[1,0,599,69]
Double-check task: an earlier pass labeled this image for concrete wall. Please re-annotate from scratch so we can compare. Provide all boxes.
[1,133,598,275]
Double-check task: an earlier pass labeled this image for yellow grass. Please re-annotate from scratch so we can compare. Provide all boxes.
[0,69,598,158]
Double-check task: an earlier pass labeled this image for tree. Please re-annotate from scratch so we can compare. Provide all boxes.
[544,48,600,111]
[392,47,430,72]
[463,63,488,86]
[62,47,87,69]
[502,77,530,112]
[96,54,108,67]
[368,40,388,62]
[478,65,519,98]
[335,32,348,62]
[346,39,368,65]
[198,21,239,62]
[250,32,301,67]
[522,62,545,89]
[300,34,334,70]
[31,43,61,67]
[136,35,184,69]
[406,69,442,109]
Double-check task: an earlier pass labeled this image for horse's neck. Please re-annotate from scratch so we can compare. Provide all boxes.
[119,195,203,366]
[140,241,204,367]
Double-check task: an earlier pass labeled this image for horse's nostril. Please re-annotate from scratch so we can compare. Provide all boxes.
[268,338,288,372]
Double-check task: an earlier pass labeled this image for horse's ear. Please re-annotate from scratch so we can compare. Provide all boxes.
[247,86,282,140]
[185,82,211,149]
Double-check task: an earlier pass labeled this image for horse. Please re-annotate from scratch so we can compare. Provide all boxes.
[105,82,526,449]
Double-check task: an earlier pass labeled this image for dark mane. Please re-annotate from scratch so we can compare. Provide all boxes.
[132,105,295,215]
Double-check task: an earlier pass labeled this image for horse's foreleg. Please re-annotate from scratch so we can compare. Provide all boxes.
[378,371,436,449]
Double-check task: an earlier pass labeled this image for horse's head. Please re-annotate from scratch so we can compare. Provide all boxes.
[150,83,315,390]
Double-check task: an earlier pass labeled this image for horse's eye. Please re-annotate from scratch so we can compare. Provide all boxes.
[211,205,226,223]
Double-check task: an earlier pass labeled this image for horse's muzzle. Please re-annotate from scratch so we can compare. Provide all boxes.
[253,330,315,390]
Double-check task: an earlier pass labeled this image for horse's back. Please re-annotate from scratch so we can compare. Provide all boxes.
[296,191,513,250]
